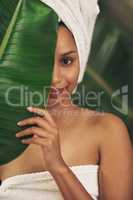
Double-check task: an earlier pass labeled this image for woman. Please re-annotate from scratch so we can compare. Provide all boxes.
[0,1,133,200]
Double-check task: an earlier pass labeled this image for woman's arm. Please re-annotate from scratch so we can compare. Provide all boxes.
[49,162,95,200]
[16,106,96,200]
[98,113,133,200]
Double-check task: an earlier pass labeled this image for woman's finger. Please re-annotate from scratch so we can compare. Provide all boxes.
[16,126,53,138]
[21,136,49,147]
[27,106,57,128]
[17,116,56,133]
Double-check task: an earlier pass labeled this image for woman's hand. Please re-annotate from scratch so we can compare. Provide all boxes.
[15,106,66,173]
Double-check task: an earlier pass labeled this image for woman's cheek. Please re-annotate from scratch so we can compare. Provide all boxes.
[66,76,78,94]
[62,64,79,92]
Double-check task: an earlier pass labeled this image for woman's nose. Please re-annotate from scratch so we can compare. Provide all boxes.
[52,64,62,85]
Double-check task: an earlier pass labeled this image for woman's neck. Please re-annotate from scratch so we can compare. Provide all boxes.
[45,98,80,125]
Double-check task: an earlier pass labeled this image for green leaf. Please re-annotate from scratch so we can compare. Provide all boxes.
[0,0,58,165]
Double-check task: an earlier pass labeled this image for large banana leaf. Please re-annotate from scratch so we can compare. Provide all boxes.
[0,0,58,165]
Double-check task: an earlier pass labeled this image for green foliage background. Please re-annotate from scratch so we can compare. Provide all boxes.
[73,0,133,143]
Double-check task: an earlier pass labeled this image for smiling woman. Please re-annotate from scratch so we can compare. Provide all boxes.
[0,0,133,200]
[47,21,80,107]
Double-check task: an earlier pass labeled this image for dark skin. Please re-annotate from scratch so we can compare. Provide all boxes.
[0,25,133,200]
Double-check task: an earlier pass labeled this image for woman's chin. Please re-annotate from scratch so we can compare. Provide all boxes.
[47,95,60,106]
[47,93,72,108]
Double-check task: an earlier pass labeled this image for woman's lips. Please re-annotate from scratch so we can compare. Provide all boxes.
[49,87,68,98]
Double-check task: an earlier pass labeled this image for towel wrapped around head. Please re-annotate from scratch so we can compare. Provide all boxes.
[40,0,100,93]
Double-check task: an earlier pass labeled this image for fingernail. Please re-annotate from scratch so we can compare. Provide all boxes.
[27,107,33,111]
[21,140,25,143]
[17,121,22,126]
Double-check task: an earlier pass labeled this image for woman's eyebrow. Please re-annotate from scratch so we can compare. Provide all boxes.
[61,50,77,56]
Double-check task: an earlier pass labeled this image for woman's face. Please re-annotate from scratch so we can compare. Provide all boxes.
[48,24,80,106]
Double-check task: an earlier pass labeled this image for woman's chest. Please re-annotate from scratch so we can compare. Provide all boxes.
[0,123,99,181]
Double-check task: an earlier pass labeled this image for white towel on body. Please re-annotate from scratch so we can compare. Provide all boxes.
[0,165,99,200]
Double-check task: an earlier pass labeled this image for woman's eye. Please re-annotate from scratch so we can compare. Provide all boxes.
[61,57,73,65]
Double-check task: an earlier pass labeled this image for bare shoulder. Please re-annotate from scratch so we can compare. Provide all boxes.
[101,111,129,132]
[92,111,133,170]
[97,112,132,146]
[81,108,133,162]
[88,111,133,150]
[83,109,132,144]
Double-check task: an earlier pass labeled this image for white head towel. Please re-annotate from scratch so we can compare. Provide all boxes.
[40,0,100,93]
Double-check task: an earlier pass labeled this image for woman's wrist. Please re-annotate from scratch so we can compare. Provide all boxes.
[49,160,69,175]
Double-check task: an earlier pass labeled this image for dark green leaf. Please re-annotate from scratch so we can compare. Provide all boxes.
[0,0,58,165]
